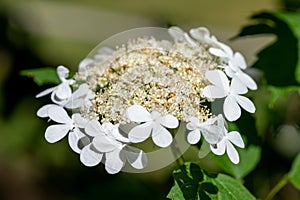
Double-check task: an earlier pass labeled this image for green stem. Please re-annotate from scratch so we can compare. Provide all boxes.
[169,125,185,167]
[265,174,289,200]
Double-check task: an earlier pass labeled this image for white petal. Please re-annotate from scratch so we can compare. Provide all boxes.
[226,131,245,148]
[65,99,84,109]
[201,125,221,144]
[35,86,56,98]
[187,129,201,144]
[189,27,210,41]
[79,58,93,72]
[80,144,103,167]
[152,125,173,148]
[210,138,226,155]
[45,124,70,143]
[233,52,247,69]
[234,95,256,113]
[68,128,85,153]
[126,105,152,123]
[72,113,88,128]
[184,33,197,46]
[205,70,230,91]
[224,95,241,121]
[224,66,235,78]
[226,140,240,164]
[93,135,120,153]
[36,104,58,118]
[105,148,125,174]
[168,26,185,41]
[186,117,200,130]
[237,72,258,90]
[85,120,104,137]
[202,85,227,99]
[128,122,153,143]
[159,115,179,129]
[218,43,233,58]
[209,48,227,58]
[230,76,248,95]
[124,146,147,169]
[48,106,72,124]
[70,84,89,99]
[55,82,72,100]
[111,124,130,143]
[57,65,69,81]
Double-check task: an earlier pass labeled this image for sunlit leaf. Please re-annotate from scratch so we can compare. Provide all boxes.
[288,153,300,190]
[20,67,60,86]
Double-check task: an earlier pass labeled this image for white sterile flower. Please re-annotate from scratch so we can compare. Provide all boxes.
[44,106,88,154]
[79,58,94,72]
[37,104,60,118]
[202,70,256,121]
[186,114,224,145]
[80,120,147,174]
[210,129,245,164]
[168,26,197,46]
[36,66,75,105]
[126,105,179,148]
[65,83,95,109]
[189,27,218,45]
[209,43,257,90]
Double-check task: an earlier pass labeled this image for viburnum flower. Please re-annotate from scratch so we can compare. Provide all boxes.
[186,114,224,145]
[41,106,89,153]
[126,105,179,148]
[202,70,256,121]
[209,43,257,90]
[210,124,245,164]
[36,66,75,105]
[34,26,258,173]
[80,120,147,174]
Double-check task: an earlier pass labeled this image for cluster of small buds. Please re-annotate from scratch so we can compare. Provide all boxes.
[36,27,257,173]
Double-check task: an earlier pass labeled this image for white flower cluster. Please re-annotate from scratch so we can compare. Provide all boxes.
[36,27,257,173]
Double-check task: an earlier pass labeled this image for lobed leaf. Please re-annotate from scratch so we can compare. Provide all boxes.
[20,67,60,86]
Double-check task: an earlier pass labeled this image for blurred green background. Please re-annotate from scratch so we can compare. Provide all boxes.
[1,0,300,199]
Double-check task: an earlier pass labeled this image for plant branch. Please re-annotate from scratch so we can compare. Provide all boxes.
[265,174,289,200]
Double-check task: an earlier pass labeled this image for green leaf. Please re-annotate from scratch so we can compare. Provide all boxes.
[210,145,261,179]
[209,174,256,200]
[267,85,300,107]
[20,68,60,86]
[288,153,300,190]
[236,12,299,86]
[167,162,256,200]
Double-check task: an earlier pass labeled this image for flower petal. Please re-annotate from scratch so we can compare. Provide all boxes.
[36,104,58,118]
[226,140,240,164]
[111,124,130,143]
[224,95,241,121]
[210,138,226,155]
[202,85,227,99]
[68,128,85,153]
[45,124,70,143]
[186,117,199,130]
[189,27,210,41]
[152,125,173,148]
[48,106,71,124]
[126,105,152,123]
[36,86,56,98]
[80,144,103,167]
[72,113,88,128]
[85,120,104,137]
[187,129,201,144]
[205,70,230,91]
[230,76,248,95]
[159,114,179,129]
[57,65,69,81]
[55,82,72,100]
[237,72,257,90]
[226,131,245,148]
[93,135,120,153]
[128,122,153,143]
[209,48,227,58]
[233,52,247,69]
[124,146,148,169]
[105,148,125,174]
[168,26,185,41]
[79,58,93,72]
[201,125,221,144]
[234,95,256,113]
